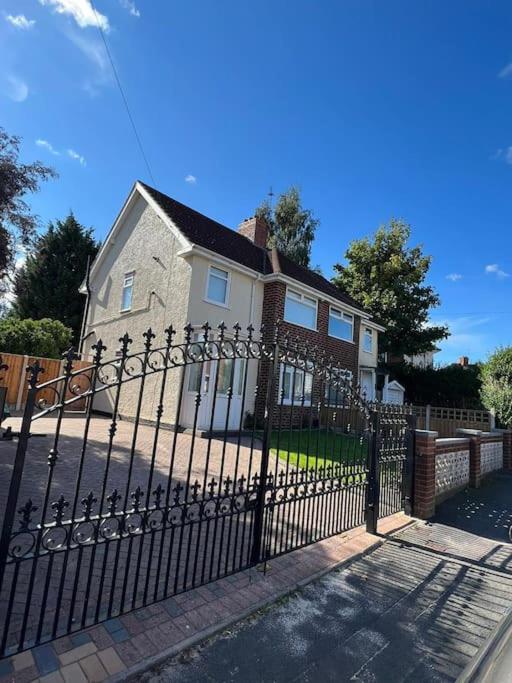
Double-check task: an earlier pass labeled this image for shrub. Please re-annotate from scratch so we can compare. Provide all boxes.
[481,347,512,427]
[0,317,73,359]
[391,362,483,408]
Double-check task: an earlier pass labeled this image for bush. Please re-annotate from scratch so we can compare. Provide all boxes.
[392,362,483,408]
[481,347,512,427]
[0,317,73,359]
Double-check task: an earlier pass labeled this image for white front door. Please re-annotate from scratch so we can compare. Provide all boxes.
[210,357,246,431]
[360,369,375,401]
[181,352,246,432]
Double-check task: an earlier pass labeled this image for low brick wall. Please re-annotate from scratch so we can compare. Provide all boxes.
[413,428,511,519]
[435,438,470,502]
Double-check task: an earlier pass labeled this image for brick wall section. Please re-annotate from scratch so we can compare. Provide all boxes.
[413,430,438,519]
[456,429,482,488]
[504,431,512,470]
[255,281,361,425]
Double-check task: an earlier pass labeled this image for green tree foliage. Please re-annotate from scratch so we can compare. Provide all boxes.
[0,127,56,298]
[481,347,512,426]
[256,187,318,267]
[392,363,483,409]
[0,318,72,359]
[333,219,448,356]
[13,214,99,343]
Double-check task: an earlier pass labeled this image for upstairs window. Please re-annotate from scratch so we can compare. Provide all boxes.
[328,307,353,342]
[284,289,317,330]
[121,272,134,311]
[363,327,373,353]
[206,266,229,305]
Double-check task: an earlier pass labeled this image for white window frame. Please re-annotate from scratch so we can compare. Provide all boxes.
[205,264,231,308]
[328,306,354,342]
[120,271,135,312]
[284,288,317,331]
[278,364,313,406]
[363,327,373,354]
[324,370,353,407]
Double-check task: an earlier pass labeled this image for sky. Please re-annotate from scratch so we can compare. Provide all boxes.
[1,0,512,365]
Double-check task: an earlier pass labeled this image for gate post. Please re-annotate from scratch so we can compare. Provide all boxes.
[366,409,380,535]
[0,362,42,593]
[250,337,279,565]
[403,414,417,516]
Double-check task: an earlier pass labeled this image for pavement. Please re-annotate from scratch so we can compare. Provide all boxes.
[143,472,512,683]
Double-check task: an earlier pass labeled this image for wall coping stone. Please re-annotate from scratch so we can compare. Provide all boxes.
[491,428,512,434]
[436,437,470,447]
[415,430,439,438]
[456,428,482,436]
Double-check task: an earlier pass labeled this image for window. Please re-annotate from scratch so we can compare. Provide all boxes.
[328,307,353,341]
[121,272,134,311]
[284,289,317,329]
[363,327,373,353]
[279,364,313,405]
[206,266,229,305]
[324,370,353,406]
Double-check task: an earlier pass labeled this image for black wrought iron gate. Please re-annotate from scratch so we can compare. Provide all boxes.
[0,323,413,657]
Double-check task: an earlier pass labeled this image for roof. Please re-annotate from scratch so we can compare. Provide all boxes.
[139,181,367,315]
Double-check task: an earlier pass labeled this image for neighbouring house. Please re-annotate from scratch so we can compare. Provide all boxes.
[80,181,385,430]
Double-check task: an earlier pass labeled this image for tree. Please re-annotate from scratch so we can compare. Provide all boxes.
[0,127,56,297]
[256,187,318,267]
[13,214,99,343]
[0,318,72,359]
[333,218,448,356]
[481,347,512,427]
[392,362,483,409]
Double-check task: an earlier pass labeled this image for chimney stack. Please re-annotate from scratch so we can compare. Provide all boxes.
[458,356,469,367]
[238,216,268,249]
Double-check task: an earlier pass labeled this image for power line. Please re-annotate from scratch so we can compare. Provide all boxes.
[91,2,156,186]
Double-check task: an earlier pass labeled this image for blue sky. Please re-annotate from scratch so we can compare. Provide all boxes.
[1,0,512,364]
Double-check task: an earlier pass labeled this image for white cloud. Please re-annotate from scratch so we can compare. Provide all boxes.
[66,30,111,94]
[446,273,462,282]
[499,63,512,79]
[2,75,28,102]
[38,0,109,31]
[185,174,197,184]
[36,139,60,155]
[67,148,86,166]
[5,14,36,29]
[119,0,140,17]
[434,316,492,364]
[485,263,509,279]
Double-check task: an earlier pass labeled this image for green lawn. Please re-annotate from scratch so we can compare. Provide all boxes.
[266,429,368,473]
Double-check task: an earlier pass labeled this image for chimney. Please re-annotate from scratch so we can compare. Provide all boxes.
[238,216,268,249]
[458,356,469,367]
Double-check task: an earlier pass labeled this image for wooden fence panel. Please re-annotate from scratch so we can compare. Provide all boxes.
[0,353,27,407]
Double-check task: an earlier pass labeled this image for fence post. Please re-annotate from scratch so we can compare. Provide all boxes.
[403,414,417,516]
[15,355,28,411]
[366,410,380,535]
[250,338,279,565]
[425,404,431,432]
[0,362,42,598]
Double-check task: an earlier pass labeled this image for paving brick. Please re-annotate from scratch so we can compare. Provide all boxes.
[0,660,12,677]
[58,642,97,667]
[87,627,114,650]
[12,649,35,672]
[110,627,130,643]
[12,664,39,683]
[61,662,88,683]
[70,632,92,648]
[78,654,108,683]
[161,597,183,617]
[103,618,124,635]
[98,647,126,676]
[39,672,64,683]
[113,641,143,667]
[33,645,60,676]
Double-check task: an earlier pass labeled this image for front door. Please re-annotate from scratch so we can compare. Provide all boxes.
[181,350,246,432]
[360,369,375,401]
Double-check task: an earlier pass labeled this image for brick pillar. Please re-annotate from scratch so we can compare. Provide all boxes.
[503,431,512,470]
[492,429,512,470]
[457,429,482,488]
[413,430,438,519]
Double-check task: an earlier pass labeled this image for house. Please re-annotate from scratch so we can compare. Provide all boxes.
[80,181,385,430]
